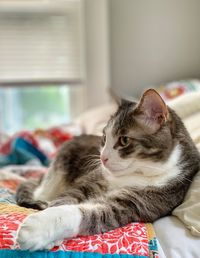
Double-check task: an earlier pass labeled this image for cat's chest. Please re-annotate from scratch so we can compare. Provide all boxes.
[105,167,180,189]
[104,145,181,189]
[106,174,161,190]
[107,174,137,189]
[106,174,159,190]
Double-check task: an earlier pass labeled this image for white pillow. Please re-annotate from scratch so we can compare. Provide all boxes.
[173,171,200,237]
[169,94,200,237]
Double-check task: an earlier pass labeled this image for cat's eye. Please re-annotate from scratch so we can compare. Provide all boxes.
[119,136,131,147]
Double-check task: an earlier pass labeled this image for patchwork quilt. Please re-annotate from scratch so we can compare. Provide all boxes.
[0,166,159,258]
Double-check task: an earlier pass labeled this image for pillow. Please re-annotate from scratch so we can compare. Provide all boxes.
[75,102,117,135]
[173,171,200,237]
[169,95,200,237]
[183,112,200,152]
[167,91,200,119]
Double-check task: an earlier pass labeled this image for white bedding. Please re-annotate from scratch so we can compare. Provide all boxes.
[154,216,200,258]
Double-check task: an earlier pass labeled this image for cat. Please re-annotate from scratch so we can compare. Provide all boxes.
[16,89,200,251]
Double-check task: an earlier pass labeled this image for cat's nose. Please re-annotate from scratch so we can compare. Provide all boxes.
[101,156,108,165]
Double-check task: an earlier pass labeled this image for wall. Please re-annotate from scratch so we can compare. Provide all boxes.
[109,0,200,98]
[83,0,110,108]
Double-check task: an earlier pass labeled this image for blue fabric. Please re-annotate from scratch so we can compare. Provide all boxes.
[0,250,148,258]
[0,137,49,167]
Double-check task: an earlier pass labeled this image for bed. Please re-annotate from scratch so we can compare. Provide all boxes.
[0,82,200,258]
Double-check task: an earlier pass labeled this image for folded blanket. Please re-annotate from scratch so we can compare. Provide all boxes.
[0,127,73,167]
[0,166,159,258]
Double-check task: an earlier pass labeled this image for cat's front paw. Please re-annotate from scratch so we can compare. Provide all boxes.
[16,206,82,251]
[16,212,58,251]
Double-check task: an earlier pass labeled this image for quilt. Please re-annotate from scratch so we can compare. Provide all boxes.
[0,167,159,258]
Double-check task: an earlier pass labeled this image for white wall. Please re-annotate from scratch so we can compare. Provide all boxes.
[83,0,200,104]
[83,0,110,108]
[109,0,200,97]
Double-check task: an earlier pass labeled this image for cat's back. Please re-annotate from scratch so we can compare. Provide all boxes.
[53,135,101,182]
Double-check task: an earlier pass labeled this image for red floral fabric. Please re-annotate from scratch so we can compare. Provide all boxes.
[62,223,149,256]
[0,210,151,257]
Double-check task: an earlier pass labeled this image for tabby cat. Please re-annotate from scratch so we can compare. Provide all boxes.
[16,89,200,251]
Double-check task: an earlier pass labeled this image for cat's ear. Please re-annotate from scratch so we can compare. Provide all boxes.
[134,89,168,133]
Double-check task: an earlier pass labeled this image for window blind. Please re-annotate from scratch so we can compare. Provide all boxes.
[0,0,82,85]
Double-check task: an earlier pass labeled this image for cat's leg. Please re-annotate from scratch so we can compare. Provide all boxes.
[16,186,177,251]
[16,188,138,250]
[16,179,48,210]
[48,191,82,206]
[16,179,109,250]
[49,177,107,206]
[16,165,68,209]
[33,167,67,202]
[17,189,130,250]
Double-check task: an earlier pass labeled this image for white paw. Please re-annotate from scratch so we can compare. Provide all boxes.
[16,205,82,251]
[45,240,64,250]
[16,213,59,251]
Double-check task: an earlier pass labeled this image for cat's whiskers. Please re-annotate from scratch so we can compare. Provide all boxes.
[85,154,100,158]
[84,158,101,169]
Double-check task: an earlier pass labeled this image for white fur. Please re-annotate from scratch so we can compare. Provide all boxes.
[34,168,67,201]
[16,205,82,251]
[101,127,133,172]
[104,144,181,189]
[101,124,182,189]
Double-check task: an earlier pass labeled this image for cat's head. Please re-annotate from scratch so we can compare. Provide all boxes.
[100,89,175,176]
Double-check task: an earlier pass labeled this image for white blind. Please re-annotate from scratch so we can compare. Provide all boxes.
[0,0,82,85]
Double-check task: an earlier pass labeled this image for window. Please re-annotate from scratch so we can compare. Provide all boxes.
[0,85,83,134]
[0,1,84,134]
